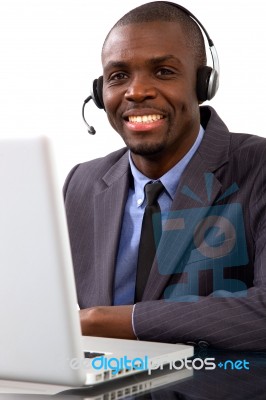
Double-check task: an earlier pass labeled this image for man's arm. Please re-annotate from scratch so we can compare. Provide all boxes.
[79,286,266,350]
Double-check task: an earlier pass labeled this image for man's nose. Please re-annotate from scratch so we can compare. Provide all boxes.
[124,75,157,102]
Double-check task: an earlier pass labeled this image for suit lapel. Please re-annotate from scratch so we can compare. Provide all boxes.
[93,151,130,305]
[142,106,231,300]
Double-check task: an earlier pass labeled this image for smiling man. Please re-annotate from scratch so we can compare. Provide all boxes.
[64,2,266,350]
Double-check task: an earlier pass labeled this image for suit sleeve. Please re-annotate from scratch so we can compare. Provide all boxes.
[133,286,266,350]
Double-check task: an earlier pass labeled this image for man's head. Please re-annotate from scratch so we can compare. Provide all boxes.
[101,2,208,175]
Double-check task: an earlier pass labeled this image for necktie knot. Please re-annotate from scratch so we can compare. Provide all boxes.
[145,182,164,206]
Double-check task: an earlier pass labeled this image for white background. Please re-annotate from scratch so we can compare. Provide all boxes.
[0,0,265,185]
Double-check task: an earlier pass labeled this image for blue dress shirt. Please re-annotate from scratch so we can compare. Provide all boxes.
[113,126,205,305]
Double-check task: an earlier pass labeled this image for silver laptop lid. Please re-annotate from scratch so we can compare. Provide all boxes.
[0,136,85,385]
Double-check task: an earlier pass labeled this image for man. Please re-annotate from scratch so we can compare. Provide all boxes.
[64,1,266,350]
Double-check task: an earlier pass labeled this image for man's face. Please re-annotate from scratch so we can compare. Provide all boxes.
[102,21,201,162]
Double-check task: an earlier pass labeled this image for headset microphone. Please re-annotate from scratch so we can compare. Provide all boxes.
[82,96,96,135]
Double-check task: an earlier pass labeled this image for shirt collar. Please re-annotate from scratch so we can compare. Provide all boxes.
[129,125,205,207]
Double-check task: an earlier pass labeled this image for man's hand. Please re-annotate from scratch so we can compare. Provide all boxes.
[79,305,136,339]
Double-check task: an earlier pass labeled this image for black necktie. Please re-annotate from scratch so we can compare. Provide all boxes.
[135,181,164,302]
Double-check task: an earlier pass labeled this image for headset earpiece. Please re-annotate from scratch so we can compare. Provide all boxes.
[207,68,219,101]
[197,66,219,102]
[197,66,212,102]
[91,76,104,110]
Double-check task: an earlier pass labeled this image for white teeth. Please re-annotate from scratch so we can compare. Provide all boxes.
[128,114,163,123]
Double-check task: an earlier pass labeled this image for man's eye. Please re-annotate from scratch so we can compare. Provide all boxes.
[110,72,128,80]
[157,68,174,76]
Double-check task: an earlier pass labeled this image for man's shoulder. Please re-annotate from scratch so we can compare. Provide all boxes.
[81,147,128,169]
[229,130,266,163]
[63,147,129,197]
[230,130,266,147]
[203,105,266,157]
[69,147,128,176]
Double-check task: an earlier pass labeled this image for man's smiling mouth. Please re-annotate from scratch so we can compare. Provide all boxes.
[127,114,164,123]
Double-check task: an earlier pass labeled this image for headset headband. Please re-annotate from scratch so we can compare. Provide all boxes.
[160,1,220,77]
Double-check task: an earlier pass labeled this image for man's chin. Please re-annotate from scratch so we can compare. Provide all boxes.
[128,142,165,157]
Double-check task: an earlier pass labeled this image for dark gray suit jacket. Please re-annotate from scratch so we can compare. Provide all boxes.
[64,106,266,350]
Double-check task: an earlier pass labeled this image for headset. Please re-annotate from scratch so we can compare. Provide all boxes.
[82,1,220,134]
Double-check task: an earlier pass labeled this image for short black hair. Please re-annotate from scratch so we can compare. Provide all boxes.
[102,1,207,67]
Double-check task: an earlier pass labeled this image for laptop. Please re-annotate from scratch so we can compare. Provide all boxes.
[0,136,193,387]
